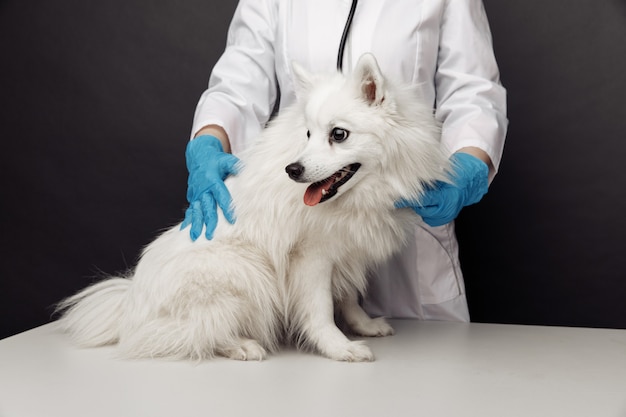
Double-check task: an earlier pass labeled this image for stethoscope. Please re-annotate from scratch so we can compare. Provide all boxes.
[337,0,358,72]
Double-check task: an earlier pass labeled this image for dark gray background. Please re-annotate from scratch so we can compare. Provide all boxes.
[1,1,625,339]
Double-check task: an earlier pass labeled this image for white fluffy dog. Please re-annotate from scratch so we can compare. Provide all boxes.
[58,53,450,362]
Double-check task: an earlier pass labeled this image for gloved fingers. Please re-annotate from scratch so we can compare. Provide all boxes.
[394,198,415,210]
[218,153,241,177]
[186,169,208,202]
[412,204,442,219]
[186,181,198,202]
[415,191,441,208]
[188,201,205,241]
[396,154,489,227]
[186,155,239,203]
[394,185,444,210]
[200,192,218,240]
[411,186,446,209]
[466,175,489,206]
[411,186,463,227]
[210,182,236,224]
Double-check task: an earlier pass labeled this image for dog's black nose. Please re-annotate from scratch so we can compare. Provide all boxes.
[285,163,304,180]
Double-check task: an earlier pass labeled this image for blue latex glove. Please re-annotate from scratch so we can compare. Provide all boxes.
[395,152,489,227]
[180,135,239,240]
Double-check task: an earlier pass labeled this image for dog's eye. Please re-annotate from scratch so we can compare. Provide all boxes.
[330,127,349,143]
[306,130,311,139]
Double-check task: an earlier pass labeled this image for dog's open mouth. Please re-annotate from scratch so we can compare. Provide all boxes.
[303,163,361,206]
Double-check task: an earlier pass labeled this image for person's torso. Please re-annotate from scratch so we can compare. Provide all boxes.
[273,0,444,110]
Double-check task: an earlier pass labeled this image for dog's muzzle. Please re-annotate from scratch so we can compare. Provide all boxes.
[285,162,361,206]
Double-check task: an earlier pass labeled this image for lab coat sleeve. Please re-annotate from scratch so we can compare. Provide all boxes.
[435,0,508,176]
[191,0,278,155]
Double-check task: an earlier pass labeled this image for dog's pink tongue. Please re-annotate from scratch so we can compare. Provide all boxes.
[304,179,333,206]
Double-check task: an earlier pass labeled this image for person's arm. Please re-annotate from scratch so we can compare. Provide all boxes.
[435,0,507,182]
[182,0,279,241]
[191,0,279,155]
[395,1,506,226]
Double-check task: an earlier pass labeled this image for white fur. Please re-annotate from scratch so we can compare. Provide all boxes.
[57,54,450,362]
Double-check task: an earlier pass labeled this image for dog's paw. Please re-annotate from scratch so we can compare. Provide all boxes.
[221,339,267,361]
[322,340,374,362]
[352,317,395,337]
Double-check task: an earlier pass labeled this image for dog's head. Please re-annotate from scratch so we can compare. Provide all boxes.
[284,54,392,206]
[284,53,449,208]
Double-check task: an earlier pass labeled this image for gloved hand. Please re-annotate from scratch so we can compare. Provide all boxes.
[395,152,489,227]
[180,135,240,240]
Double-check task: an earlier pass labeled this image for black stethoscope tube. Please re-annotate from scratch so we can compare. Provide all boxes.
[337,0,358,72]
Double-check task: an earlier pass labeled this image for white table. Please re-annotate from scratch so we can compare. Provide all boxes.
[1,320,625,417]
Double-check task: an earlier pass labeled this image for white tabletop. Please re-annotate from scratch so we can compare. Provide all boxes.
[1,320,625,417]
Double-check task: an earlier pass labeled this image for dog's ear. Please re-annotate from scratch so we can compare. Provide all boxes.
[353,53,386,106]
[291,61,313,99]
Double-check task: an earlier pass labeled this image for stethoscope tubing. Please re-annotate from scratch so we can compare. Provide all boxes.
[337,0,358,72]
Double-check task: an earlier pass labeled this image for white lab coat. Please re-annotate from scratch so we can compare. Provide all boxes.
[192,0,508,322]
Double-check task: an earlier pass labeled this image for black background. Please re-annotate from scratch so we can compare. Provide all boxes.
[1,1,625,339]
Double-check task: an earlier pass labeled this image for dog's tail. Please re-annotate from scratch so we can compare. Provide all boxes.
[55,277,130,347]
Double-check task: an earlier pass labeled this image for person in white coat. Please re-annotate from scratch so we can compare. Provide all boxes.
[182,0,508,322]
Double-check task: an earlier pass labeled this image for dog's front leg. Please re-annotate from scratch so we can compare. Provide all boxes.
[289,252,374,362]
[340,286,394,337]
